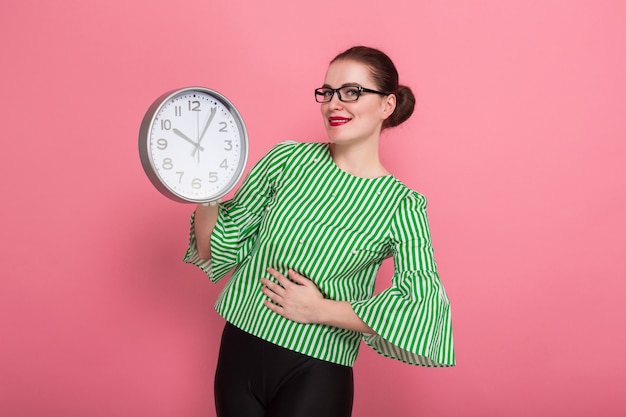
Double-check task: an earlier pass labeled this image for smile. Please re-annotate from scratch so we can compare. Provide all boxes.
[328,117,351,127]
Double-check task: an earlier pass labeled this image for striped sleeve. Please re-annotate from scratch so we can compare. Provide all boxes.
[183,141,297,282]
[351,191,455,367]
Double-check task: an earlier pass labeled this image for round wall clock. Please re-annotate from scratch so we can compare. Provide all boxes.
[139,87,248,204]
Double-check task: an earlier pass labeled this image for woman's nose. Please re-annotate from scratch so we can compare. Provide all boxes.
[328,92,343,109]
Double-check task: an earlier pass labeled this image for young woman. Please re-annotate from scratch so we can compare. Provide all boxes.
[185,46,455,417]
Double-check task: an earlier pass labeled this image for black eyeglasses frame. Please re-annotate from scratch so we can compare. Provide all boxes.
[314,85,391,103]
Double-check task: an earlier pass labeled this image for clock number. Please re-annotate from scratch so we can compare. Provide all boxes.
[219,122,228,132]
[188,100,201,112]
[224,140,232,151]
[208,172,218,183]
[176,171,184,183]
[156,138,168,150]
[163,158,173,170]
[219,159,228,169]
[161,119,172,130]
[192,178,202,189]
[175,106,182,117]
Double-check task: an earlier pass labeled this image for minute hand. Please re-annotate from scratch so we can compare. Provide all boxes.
[193,107,217,157]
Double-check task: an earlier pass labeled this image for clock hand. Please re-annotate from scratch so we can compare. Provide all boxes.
[173,128,205,152]
[193,107,217,157]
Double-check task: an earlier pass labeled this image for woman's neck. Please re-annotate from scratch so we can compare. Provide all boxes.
[329,141,389,179]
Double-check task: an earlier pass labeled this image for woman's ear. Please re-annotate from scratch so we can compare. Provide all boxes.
[382,94,396,120]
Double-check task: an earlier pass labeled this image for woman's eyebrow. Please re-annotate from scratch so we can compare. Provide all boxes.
[321,82,362,89]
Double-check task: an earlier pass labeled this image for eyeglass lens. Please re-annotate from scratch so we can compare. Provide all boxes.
[315,87,362,103]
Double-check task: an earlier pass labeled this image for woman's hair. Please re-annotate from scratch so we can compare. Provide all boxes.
[331,46,415,129]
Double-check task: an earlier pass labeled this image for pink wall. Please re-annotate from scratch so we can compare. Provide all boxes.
[2,1,625,416]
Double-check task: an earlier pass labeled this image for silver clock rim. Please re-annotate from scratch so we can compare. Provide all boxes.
[138,86,249,204]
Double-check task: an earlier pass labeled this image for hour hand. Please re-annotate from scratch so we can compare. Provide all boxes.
[173,128,205,152]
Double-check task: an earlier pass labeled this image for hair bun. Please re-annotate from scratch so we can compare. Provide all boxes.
[385,85,415,129]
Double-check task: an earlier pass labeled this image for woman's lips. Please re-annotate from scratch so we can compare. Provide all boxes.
[328,117,351,127]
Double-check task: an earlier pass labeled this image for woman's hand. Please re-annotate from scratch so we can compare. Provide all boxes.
[261,267,377,334]
[261,268,325,324]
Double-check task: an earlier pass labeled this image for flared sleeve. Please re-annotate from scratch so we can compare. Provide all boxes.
[351,191,455,367]
[183,141,296,282]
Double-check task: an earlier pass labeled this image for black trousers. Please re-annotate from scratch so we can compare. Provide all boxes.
[215,322,354,417]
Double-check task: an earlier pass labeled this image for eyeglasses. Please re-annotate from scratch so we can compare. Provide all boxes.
[314,85,390,103]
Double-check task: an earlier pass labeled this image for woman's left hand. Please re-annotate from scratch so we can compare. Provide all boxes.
[261,268,325,324]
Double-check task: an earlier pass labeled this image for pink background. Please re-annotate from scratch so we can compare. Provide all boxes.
[2,1,625,416]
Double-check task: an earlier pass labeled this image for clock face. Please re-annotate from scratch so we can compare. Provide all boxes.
[140,88,248,203]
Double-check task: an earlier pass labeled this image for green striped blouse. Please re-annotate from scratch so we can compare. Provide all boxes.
[184,141,455,367]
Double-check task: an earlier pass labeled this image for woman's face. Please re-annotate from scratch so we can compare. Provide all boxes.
[320,59,396,146]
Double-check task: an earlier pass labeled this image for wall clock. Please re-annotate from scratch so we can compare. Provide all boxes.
[139,87,248,203]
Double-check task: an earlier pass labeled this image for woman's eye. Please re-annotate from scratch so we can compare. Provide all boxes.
[345,88,359,96]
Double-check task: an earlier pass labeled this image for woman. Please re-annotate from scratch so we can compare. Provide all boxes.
[185,46,455,417]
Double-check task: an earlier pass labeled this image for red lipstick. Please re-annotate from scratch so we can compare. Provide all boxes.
[328,117,351,127]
